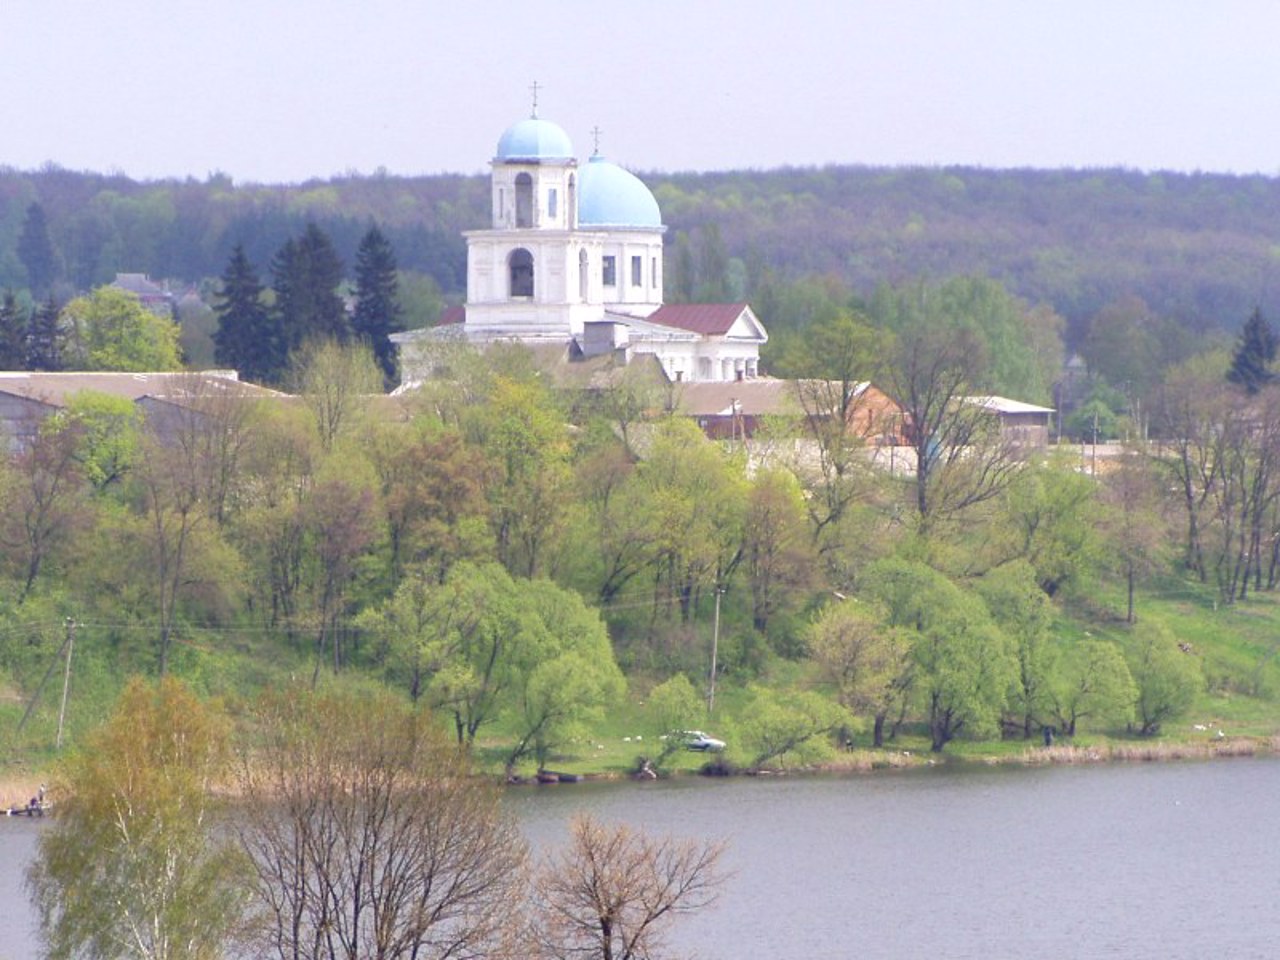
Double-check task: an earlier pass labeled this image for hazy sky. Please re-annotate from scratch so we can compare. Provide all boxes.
[3,1,1277,183]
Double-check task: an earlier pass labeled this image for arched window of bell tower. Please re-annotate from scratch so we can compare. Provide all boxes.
[515,173,534,228]
[578,249,588,301]
[510,248,534,298]
[568,175,577,228]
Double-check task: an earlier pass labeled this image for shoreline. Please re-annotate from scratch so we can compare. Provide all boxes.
[506,733,1280,786]
[6,735,1277,805]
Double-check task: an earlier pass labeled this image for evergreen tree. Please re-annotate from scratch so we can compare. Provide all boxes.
[271,223,347,361]
[352,224,404,386]
[1227,307,1277,394]
[17,202,59,297]
[213,243,281,383]
[0,290,28,370]
[25,296,63,371]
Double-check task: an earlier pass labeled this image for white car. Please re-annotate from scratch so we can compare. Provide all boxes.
[683,731,726,752]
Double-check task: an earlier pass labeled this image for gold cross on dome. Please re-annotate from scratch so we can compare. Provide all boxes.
[530,80,542,117]
[591,125,603,155]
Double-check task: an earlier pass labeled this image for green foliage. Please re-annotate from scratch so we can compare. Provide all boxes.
[1226,307,1276,394]
[351,224,404,386]
[27,677,247,960]
[864,559,1016,751]
[212,243,276,383]
[61,287,182,371]
[976,560,1055,737]
[0,288,27,369]
[645,673,705,767]
[17,201,59,297]
[1049,637,1135,735]
[729,685,848,770]
[1125,621,1203,736]
[62,391,143,490]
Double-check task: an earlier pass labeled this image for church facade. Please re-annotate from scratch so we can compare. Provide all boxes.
[393,110,767,386]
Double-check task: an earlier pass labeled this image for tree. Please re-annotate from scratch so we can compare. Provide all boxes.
[27,677,246,960]
[212,243,279,383]
[645,674,704,769]
[864,559,1016,751]
[1049,638,1135,736]
[773,312,887,550]
[0,412,92,601]
[18,201,60,297]
[26,295,64,371]
[975,560,1055,738]
[1226,307,1276,394]
[1097,448,1167,622]
[236,686,526,960]
[0,289,28,369]
[289,338,382,453]
[875,286,1021,529]
[742,468,816,634]
[271,223,347,361]
[1125,622,1202,736]
[351,224,404,386]
[62,287,182,371]
[530,814,725,960]
[732,685,849,769]
[505,578,626,773]
[807,600,911,748]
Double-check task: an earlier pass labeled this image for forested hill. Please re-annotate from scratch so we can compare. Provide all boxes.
[4,162,1280,345]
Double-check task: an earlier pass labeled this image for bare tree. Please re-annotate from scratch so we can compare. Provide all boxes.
[530,815,726,960]
[236,687,527,960]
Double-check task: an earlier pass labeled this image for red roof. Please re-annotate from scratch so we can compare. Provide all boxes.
[646,303,750,336]
[438,305,466,326]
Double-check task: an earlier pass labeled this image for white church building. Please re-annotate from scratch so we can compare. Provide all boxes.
[392,109,767,386]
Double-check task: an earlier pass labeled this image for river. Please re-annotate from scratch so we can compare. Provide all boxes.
[3,758,1278,959]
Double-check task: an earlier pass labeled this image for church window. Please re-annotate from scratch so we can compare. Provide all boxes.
[602,255,616,287]
[498,188,505,222]
[652,257,659,287]
[631,256,642,287]
[579,249,589,300]
[515,173,533,228]
[568,175,577,227]
[548,188,558,220]
[510,248,534,297]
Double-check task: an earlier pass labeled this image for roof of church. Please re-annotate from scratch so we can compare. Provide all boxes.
[578,155,662,229]
[495,116,574,162]
[647,303,754,336]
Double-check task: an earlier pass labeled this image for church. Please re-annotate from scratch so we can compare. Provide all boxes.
[392,105,767,386]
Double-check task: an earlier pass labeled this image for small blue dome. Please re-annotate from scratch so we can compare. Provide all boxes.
[495,117,574,161]
[578,155,662,228]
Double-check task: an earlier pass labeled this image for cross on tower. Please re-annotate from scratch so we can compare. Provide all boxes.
[591,125,603,155]
[529,80,542,117]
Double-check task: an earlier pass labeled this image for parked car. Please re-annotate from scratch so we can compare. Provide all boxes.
[683,731,726,752]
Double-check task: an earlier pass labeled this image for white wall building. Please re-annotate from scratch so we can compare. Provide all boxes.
[393,109,767,385]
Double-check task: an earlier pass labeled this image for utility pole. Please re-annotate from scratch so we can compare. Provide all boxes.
[708,586,723,714]
[56,618,74,750]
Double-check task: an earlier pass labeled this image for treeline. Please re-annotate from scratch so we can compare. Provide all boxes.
[5,309,1279,771]
[4,162,1280,345]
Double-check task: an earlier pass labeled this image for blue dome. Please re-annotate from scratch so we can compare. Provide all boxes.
[495,117,574,161]
[577,155,662,228]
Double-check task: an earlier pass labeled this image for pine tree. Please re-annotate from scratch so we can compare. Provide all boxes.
[17,202,59,297]
[213,244,281,383]
[0,290,28,370]
[272,223,347,361]
[1227,307,1277,394]
[25,296,63,371]
[352,224,404,386]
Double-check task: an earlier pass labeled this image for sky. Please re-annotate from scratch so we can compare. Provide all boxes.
[2,0,1278,184]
